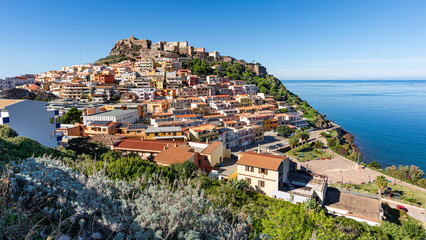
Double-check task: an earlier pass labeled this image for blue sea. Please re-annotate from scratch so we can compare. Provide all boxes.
[282,80,426,171]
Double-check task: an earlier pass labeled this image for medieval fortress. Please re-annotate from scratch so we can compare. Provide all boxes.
[110,36,221,59]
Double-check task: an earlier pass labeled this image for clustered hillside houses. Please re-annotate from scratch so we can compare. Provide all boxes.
[0,47,317,204]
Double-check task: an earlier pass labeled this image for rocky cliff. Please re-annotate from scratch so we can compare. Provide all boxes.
[96,36,232,65]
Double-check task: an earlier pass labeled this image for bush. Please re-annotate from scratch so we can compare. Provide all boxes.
[0,125,18,139]
[4,156,248,239]
[326,138,338,148]
[368,161,381,169]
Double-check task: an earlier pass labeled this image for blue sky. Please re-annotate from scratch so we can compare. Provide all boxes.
[1,0,426,80]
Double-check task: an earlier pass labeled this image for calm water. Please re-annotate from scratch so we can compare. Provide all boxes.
[282,80,426,171]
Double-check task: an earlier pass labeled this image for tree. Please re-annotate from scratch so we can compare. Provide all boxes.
[62,107,82,124]
[277,125,294,137]
[375,175,388,199]
[110,94,120,102]
[0,125,18,139]
[409,165,424,180]
[304,199,322,213]
[295,129,309,144]
[289,136,299,149]
[279,108,288,113]
[368,161,381,169]
[313,141,324,149]
[67,137,108,157]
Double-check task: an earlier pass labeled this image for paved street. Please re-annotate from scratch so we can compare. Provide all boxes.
[382,199,426,223]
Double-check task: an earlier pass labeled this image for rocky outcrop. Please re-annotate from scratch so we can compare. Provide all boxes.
[110,36,152,54]
[313,115,331,129]
[101,36,197,63]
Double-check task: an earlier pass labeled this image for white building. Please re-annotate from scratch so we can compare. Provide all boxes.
[244,85,259,96]
[0,99,59,147]
[236,152,289,197]
[208,51,220,59]
[83,109,139,125]
[0,77,35,89]
[129,88,156,101]
[236,151,328,205]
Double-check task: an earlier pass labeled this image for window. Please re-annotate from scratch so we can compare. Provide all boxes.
[258,180,265,188]
[250,166,254,172]
[245,178,251,184]
[245,166,249,171]
[259,168,268,175]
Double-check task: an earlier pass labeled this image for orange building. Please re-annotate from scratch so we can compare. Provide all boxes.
[93,74,115,84]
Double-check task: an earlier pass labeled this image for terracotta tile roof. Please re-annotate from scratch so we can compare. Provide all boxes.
[154,146,195,164]
[202,114,224,118]
[152,111,172,116]
[114,139,183,152]
[26,84,41,91]
[190,124,217,131]
[237,151,288,170]
[0,99,23,108]
[213,95,231,98]
[200,141,222,155]
[174,114,197,118]
[223,121,236,124]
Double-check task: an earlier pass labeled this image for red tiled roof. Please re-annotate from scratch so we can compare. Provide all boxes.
[175,114,197,118]
[154,146,195,164]
[114,139,183,152]
[200,141,222,155]
[237,151,288,170]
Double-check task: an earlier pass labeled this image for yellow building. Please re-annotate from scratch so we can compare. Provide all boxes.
[145,100,168,114]
[104,103,146,119]
[236,95,253,107]
[246,125,264,143]
[263,118,278,131]
[144,126,185,141]
[85,121,145,138]
[198,141,231,166]
[155,79,164,90]
[187,124,219,143]
[236,152,289,197]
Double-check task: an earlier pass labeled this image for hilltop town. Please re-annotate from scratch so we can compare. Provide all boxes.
[1,37,425,236]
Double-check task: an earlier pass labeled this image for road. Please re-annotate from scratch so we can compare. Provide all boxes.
[382,199,426,223]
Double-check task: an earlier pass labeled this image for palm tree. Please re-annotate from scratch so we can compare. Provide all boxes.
[301,130,310,144]
[295,129,310,144]
[376,175,388,217]
[314,141,324,149]
[289,136,299,149]
[375,175,388,199]
[294,130,302,145]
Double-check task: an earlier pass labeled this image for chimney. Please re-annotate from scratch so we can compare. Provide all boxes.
[174,142,177,147]
[258,144,261,153]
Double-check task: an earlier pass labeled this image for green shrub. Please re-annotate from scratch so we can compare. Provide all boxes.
[326,138,338,148]
[368,161,381,169]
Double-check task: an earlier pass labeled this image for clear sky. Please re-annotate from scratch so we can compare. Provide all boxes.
[1,0,426,80]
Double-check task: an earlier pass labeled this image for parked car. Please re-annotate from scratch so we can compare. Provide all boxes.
[397,205,408,212]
